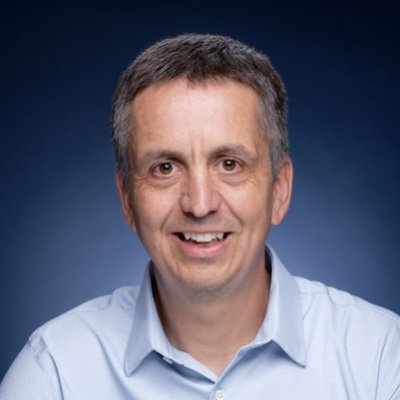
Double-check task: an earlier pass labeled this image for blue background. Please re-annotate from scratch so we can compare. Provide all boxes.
[1,2,399,378]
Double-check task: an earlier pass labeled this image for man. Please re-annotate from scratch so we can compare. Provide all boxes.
[1,34,399,399]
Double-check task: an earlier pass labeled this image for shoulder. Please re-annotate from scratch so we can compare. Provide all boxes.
[28,286,140,356]
[294,276,399,324]
[294,276,400,360]
[0,287,142,398]
[294,277,400,397]
[294,276,399,333]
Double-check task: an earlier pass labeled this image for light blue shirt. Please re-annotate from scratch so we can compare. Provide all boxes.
[1,248,399,399]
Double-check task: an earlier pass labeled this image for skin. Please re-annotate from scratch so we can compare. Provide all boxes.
[116,77,293,375]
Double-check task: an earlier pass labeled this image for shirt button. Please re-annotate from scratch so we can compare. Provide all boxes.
[215,389,225,400]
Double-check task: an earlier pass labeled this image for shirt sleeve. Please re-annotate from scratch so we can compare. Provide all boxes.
[0,334,63,400]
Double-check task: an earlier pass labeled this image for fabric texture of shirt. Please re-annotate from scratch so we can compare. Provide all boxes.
[1,248,399,399]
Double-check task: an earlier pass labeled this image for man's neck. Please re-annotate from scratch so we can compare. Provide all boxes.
[153,264,270,376]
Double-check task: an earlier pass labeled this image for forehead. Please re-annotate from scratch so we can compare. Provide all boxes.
[130,77,267,156]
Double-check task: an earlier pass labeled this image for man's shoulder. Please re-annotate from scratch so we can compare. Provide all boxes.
[1,286,143,397]
[294,275,399,336]
[292,276,400,397]
[28,286,141,355]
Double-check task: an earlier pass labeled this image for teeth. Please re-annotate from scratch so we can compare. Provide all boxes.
[182,232,224,243]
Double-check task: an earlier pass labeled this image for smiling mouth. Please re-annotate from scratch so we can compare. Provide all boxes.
[175,232,230,244]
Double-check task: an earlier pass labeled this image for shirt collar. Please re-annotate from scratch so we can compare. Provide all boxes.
[124,265,172,375]
[254,246,307,367]
[124,246,307,375]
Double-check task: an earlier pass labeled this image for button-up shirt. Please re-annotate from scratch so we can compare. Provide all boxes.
[1,248,399,399]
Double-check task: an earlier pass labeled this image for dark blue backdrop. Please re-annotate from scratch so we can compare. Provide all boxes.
[1,2,399,379]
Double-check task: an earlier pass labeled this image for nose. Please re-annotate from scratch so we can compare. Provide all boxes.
[179,170,221,218]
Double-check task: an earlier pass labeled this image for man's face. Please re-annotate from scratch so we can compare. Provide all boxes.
[117,77,292,298]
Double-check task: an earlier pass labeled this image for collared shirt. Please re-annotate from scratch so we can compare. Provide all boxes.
[1,248,399,399]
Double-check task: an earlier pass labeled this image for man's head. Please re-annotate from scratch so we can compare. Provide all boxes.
[112,34,293,300]
[111,33,288,187]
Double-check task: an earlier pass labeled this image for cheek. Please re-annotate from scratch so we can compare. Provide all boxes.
[132,185,177,233]
[223,182,272,225]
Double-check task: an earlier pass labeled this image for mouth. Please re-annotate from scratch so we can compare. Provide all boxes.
[175,232,230,245]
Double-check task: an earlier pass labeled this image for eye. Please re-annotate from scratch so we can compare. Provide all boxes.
[220,158,240,172]
[152,161,177,177]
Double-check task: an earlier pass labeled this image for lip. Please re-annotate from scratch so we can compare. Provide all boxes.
[172,232,232,258]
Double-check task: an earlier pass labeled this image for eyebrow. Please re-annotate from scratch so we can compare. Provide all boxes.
[210,144,259,164]
[135,150,184,169]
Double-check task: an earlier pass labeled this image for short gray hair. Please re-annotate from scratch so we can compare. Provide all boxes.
[111,34,288,185]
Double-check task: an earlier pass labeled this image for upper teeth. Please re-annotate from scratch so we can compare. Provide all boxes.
[183,233,224,243]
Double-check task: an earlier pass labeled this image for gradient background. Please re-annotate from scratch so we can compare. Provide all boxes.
[1,2,399,379]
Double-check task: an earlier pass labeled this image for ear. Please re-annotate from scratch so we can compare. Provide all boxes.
[271,156,293,225]
[115,172,136,230]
